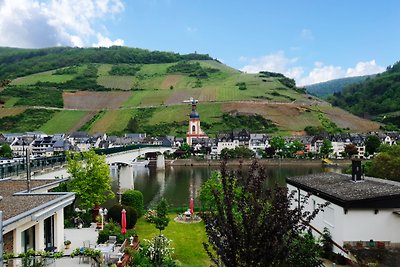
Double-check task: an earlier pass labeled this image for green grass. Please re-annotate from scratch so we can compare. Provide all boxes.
[4,97,19,107]
[39,110,87,134]
[11,70,75,85]
[135,214,211,267]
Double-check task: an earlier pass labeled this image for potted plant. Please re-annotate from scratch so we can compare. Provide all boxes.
[95,215,102,229]
[64,240,71,249]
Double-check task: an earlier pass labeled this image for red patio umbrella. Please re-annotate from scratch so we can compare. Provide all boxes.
[121,209,127,235]
[190,198,194,215]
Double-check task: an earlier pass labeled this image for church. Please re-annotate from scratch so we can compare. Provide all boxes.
[185,98,208,146]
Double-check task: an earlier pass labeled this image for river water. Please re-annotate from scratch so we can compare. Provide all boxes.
[130,164,344,210]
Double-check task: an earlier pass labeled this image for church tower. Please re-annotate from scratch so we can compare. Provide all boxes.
[185,98,208,145]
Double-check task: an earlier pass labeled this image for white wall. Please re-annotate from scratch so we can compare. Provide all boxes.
[288,184,400,255]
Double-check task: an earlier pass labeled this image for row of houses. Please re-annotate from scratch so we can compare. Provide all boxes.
[1,130,399,159]
[194,130,400,158]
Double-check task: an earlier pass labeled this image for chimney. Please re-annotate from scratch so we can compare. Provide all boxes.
[351,159,363,182]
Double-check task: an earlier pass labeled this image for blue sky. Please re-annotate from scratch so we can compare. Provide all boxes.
[1,0,399,85]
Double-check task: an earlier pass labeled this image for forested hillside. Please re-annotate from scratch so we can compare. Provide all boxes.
[0,46,380,135]
[328,61,400,129]
[0,46,212,80]
[305,75,372,98]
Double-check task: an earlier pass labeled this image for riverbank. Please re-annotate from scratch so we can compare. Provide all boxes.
[166,158,352,167]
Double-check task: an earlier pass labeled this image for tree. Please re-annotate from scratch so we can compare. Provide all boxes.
[67,150,114,210]
[270,136,285,157]
[344,144,358,158]
[200,161,327,266]
[368,144,400,181]
[126,117,139,132]
[320,139,333,158]
[0,144,12,158]
[153,198,170,235]
[365,135,381,156]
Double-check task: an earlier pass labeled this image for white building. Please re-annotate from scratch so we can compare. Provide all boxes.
[0,179,75,254]
[287,165,400,257]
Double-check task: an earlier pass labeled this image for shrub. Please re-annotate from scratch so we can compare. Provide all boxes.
[122,190,144,217]
[97,221,136,244]
[108,204,138,229]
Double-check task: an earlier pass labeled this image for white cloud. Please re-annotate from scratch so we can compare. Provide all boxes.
[240,51,303,80]
[298,60,385,86]
[300,28,314,41]
[92,33,124,47]
[241,54,385,86]
[299,63,344,86]
[346,60,385,77]
[0,0,125,48]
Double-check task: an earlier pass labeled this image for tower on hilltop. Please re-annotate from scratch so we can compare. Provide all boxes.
[184,97,208,146]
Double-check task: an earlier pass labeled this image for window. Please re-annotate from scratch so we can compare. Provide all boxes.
[192,125,196,133]
[21,226,35,252]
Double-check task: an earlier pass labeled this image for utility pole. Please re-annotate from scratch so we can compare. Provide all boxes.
[0,211,3,267]
[26,148,31,192]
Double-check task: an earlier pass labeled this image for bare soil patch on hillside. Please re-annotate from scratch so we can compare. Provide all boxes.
[63,91,132,110]
[160,75,183,89]
[323,107,381,132]
[199,87,217,102]
[0,108,26,118]
[165,90,202,105]
[222,102,319,131]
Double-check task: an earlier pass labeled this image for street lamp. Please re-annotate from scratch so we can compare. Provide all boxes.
[98,207,108,230]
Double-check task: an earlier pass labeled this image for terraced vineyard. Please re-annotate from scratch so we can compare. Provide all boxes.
[0,47,381,135]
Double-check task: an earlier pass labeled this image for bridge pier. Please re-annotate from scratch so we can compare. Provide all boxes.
[156,154,165,170]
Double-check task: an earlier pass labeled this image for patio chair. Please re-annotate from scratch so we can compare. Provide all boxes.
[108,236,117,251]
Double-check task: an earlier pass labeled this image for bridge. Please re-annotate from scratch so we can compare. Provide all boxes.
[1,146,176,180]
[105,146,175,166]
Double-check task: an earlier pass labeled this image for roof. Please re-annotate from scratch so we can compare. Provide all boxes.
[0,179,72,221]
[190,109,200,119]
[286,172,400,209]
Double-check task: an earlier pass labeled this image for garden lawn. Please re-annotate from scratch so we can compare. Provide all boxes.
[135,214,211,267]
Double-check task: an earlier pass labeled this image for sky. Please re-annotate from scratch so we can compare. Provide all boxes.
[1,0,399,86]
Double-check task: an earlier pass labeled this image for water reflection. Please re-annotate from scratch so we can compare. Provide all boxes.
[132,164,344,209]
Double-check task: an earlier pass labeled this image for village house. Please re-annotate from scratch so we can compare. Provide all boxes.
[0,179,75,255]
[287,160,400,257]
[248,134,269,156]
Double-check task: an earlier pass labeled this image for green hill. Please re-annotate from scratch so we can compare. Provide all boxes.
[0,46,381,136]
[305,75,373,98]
[327,61,400,129]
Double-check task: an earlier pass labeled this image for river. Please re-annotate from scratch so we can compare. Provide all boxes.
[129,164,344,210]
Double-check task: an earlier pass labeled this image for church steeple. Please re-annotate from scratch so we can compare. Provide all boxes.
[184,97,208,145]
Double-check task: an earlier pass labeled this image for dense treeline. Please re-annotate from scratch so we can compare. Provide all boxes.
[109,64,141,76]
[0,46,213,80]
[0,109,57,132]
[36,64,109,91]
[305,75,372,97]
[167,61,219,78]
[327,61,400,127]
[259,71,296,89]
[0,86,63,107]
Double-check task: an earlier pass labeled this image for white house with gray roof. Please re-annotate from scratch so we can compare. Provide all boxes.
[287,162,400,257]
[0,179,75,254]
